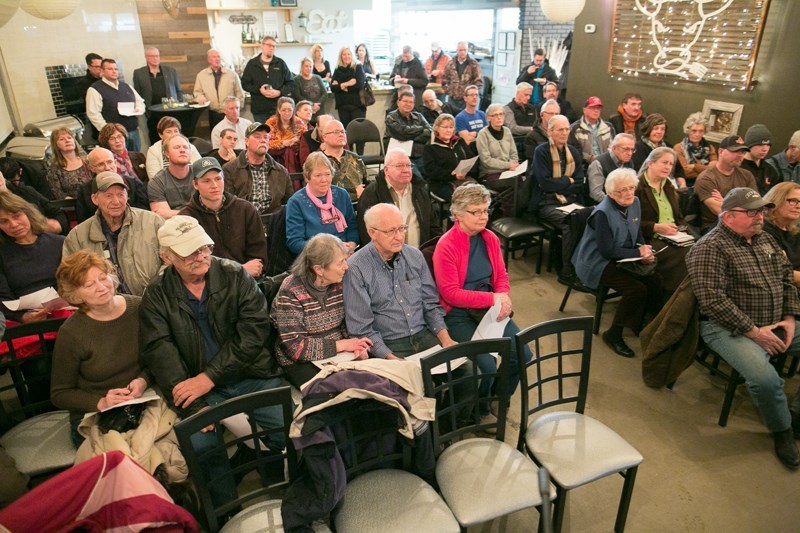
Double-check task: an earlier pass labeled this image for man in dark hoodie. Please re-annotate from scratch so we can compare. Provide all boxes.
[179,157,267,278]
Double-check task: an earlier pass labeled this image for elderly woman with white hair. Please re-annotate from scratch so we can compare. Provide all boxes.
[573,169,663,358]
[476,103,520,182]
[433,183,532,429]
[674,111,717,183]
[271,234,372,387]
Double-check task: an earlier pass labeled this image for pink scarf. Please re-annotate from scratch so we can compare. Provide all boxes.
[305,185,347,234]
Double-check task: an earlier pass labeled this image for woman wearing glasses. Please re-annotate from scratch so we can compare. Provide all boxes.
[433,184,531,430]
[475,103,519,181]
[286,152,358,256]
[764,182,800,285]
[635,147,689,295]
[574,169,663,358]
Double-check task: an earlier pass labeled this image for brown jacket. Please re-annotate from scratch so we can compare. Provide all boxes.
[441,56,483,100]
[641,277,699,388]
[222,150,294,215]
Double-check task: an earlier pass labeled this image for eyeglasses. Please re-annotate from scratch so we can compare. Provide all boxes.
[612,186,637,194]
[488,113,504,118]
[617,147,636,153]
[176,245,214,261]
[465,208,492,217]
[108,134,126,142]
[729,208,766,217]
[785,198,800,206]
[389,164,412,170]
[372,225,409,237]
[324,130,345,136]
[465,93,479,98]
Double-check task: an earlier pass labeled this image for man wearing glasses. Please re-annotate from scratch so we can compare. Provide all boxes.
[344,203,456,359]
[686,187,800,470]
[321,119,368,201]
[523,98,560,160]
[694,135,758,233]
[454,85,486,155]
[140,215,287,507]
[241,36,295,123]
[586,133,637,204]
[356,148,440,246]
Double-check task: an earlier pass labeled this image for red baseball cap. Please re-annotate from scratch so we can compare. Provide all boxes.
[584,96,603,108]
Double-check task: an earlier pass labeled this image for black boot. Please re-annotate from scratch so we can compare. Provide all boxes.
[773,429,800,470]
[792,411,800,439]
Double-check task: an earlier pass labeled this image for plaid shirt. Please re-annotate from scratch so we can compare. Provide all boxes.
[686,222,800,336]
[247,161,272,214]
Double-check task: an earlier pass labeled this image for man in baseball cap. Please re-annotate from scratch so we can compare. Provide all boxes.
[179,157,267,278]
[686,186,800,469]
[222,121,293,216]
[63,170,164,295]
[141,213,285,506]
[693,135,759,232]
[571,95,615,164]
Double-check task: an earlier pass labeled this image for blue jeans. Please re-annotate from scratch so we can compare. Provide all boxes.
[445,313,532,415]
[701,320,800,432]
[125,129,141,152]
[189,377,288,507]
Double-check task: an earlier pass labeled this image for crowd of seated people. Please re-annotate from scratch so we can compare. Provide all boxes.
[4,38,800,521]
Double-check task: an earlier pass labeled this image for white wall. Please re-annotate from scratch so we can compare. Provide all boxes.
[206,0,371,77]
[0,0,145,129]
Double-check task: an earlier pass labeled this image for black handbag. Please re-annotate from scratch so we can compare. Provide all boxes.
[97,403,147,434]
[616,257,657,280]
[359,84,376,107]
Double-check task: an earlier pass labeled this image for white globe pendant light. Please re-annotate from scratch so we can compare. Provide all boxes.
[540,0,586,24]
[19,0,78,20]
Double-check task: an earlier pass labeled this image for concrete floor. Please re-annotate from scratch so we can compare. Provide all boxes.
[475,250,800,532]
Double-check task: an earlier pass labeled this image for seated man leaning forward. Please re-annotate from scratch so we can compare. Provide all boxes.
[686,187,800,470]
[139,215,287,506]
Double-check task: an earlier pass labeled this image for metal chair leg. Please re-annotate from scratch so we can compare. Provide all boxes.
[551,486,568,533]
[614,465,639,533]
[559,286,573,312]
[719,368,741,427]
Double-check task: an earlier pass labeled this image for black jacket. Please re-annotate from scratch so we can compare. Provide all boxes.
[241,55,295,116]
[139,257,279,418]
[330,64,366,110]
[389,57,429,107]
[356,171,441,245]
[422,137,478,185]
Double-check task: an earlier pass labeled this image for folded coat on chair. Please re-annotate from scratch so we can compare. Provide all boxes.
[640,276,700,388]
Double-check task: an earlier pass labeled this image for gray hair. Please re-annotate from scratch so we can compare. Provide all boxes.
[611,133,636,148]
[547,114,569,130]
[402,45,413,54]
[450,183,492,218]
[605,168,639,194]
[486,103,505,116]
[223,95,240,107]
[364,203,401,229]
[516,82,533,92]
[682,112,707,135]
[638,147,676,177]
[302,151,334,180]
[541,99,560,114]
[384,148,410,167]
[290,233,348,280]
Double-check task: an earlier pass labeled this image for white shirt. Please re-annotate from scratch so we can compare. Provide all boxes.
[85,78,145,131]
[210,116,252,149]
[389,183,420,247]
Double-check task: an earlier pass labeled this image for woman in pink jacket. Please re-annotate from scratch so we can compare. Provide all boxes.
[432,183,531,430]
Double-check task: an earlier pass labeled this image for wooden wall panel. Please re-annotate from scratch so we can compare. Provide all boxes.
[134,0,211,132]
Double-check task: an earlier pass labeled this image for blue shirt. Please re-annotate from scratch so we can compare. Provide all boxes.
[343,243,447,358]
[181,284,219,362]
[455,109,487,134]
[285,185,359,255]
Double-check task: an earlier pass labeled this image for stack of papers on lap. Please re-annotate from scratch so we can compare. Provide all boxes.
[658,231,695,245]
[555,203,584,214]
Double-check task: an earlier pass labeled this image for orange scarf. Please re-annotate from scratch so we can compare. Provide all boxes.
[617,104,642,135]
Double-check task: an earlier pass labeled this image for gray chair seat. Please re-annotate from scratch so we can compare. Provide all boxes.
[335,469,459,532]
[436,437,549,527]
[221,499,331,533]
[526,412,644,490]
[0,410,75,476]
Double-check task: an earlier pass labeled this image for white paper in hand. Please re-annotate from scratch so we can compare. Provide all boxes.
[470,300,510,358]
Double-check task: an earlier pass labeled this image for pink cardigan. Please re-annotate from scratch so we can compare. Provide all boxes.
[433,221,510,314]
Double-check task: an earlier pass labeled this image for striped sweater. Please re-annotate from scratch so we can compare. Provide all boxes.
[270,274,348,367]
